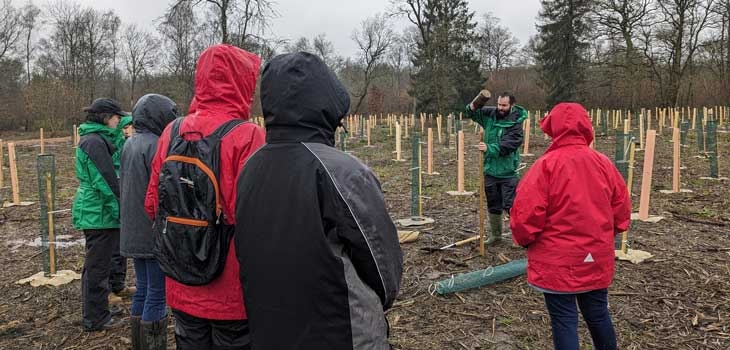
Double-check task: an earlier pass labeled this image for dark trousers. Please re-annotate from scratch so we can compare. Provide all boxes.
[132,258,167,322]
[543,289,617,350]
[110,235,127,293]
[82,229,119,329]
[172,309,250,350]
[484,175,518,215]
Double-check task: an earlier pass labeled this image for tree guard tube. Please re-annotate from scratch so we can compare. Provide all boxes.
[433,259,527,295]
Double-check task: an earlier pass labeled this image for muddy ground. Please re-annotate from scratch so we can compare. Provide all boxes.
[0,118,728,349]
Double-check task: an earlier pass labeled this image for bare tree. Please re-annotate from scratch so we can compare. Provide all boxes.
[107,13,121,99]
[351,13,394,114]
[174,0,276,47]
[0,0,21,61]
[124,25,158,105]
[19,3,41,84]
[646,0,715,106]
[160,1,202,109]
[286,37,312,53]
[312,33,342,71]
[477,13,519,75]
[592,0,654,108]
[702,0,730,100]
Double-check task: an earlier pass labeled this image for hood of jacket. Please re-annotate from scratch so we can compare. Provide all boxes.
[188,44,262,120]
[78,121,118,142]
[540,102,594,151]
[132,94,179,136]
[119,116,133,129]
[260,52,351,146]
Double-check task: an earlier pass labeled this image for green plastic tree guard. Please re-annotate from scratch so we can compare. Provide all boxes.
[434,259,527,295]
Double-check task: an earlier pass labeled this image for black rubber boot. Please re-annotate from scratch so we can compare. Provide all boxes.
[141,317,167,350]
[130,315,142,350]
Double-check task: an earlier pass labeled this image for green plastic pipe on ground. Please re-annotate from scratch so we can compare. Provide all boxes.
[434,259,527,295]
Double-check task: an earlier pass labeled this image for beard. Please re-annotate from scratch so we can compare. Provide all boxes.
[497,109,509,118]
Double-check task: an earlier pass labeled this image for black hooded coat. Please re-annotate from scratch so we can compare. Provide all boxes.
[120,94,178,257]
[234,52,403,350]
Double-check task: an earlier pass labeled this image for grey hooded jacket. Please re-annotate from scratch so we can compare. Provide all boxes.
[120,94,178,258]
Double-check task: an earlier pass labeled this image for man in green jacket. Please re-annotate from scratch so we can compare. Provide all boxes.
[466,92,527,245]
[72,98,129,331]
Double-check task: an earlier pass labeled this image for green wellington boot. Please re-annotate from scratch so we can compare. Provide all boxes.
[486,213,503,245]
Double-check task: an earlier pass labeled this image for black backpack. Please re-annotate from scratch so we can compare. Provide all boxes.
[153,117,244,285]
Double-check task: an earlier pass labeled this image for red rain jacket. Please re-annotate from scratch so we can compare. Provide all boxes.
[144,44,264,320]
[510,103,631,292]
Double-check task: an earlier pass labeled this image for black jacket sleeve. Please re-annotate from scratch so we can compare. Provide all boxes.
[80,134,120,199]
[498,117,524,156]
[322,165,403,309]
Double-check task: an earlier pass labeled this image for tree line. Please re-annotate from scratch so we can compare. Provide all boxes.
[0,0,728,133]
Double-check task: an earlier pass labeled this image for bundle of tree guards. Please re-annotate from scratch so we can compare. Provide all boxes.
[432,259,527,295]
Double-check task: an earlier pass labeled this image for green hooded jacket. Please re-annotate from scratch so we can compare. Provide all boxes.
[466,104,528,178]
[72,122,121,230]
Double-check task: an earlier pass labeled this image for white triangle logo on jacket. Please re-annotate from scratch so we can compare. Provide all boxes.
[583,253,595,263]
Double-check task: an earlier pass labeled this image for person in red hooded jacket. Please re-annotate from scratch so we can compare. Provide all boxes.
[144,44,264,349]
[510,102,631,350]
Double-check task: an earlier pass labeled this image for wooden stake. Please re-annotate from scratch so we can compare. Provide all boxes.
[479,140,485,257]
[8,143,19,205]
[404,118,409,139]
[418,136,423,216]
[46,173,56,275]
[40,128,45,154]
[366,120,371,146]
[395,123,402,161]
[672,123,681,193]
[622,141,636,254]
[427,128,434,174]
[639,112,645,150]
[457,131,465,192]
[0,140,3,188]
[523,115,531,155]
[437,116,442,144]
[638,131,657,220]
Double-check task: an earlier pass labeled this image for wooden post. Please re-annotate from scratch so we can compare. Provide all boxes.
[523,115,531,155]
[479,140,485,257]
[8,143,20,205]
[659,109,664,135]
[420,116,425,133]
[366,120,371,147]
[639,111,645,150]
[621,141,636,254]
[672,124,681,193]
[427,128,434,174]
[0,140,3,188]
[638,131,657,220]
[418,135,423,216]
[692,108,696,130]
[626,140,637,196]
[437,116,442,144]
[40,128,45,154]
[403,116,411,139]
[457,131,465,192]
[395,123,402,161]
[45,173,56,275]
[624,117,630,157]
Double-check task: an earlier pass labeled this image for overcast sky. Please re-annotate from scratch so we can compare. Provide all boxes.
[16,0,541,58]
